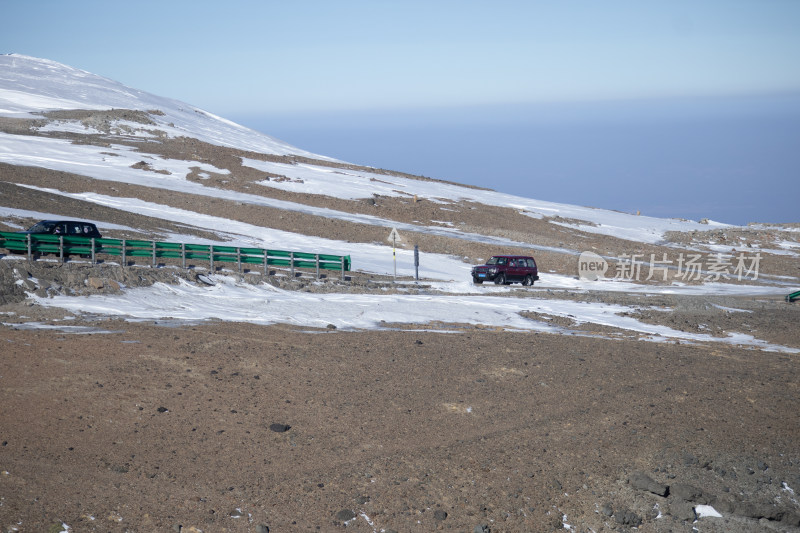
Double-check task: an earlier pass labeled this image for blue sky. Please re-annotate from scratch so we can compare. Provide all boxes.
[3,1,800,224]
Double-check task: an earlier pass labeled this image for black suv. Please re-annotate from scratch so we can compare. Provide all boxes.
[21,220,102,239]
[472,255,539,286]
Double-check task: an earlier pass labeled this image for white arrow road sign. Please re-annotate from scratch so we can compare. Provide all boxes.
[387,227,401,243]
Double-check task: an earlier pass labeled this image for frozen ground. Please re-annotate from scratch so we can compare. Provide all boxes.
[21,272,794,354]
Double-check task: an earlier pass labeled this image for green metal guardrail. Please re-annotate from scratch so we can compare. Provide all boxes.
[0,231,351,280]
[787,290,800,303]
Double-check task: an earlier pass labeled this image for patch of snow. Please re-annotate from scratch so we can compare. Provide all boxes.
[694,505,722,518]
[711,304,752,313]
[700,242,799,257]
[0,133,230,184]
[242,158,731,243]
[30,276,799,353]
[0,54,334,159]
[1,322,122,334]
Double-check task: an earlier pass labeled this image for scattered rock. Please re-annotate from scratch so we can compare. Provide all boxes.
[601,502,613,516]
[669,500,697,522]
[682,452,699,466]
[433,509,447,521]
[255,525,269,533]
[734,501,781,521]
[671,482,710,503]
[614,508,642,527]
[473,525,491,533]
[156,406,168,413]
[335,509,356,522]
[629,471,668,496]
[269,423,291,433]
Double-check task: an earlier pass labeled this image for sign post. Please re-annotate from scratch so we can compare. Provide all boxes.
[414,244,419,281]
[387,227,401,281]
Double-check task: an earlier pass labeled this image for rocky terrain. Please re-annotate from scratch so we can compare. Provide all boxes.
[1,259,798,532]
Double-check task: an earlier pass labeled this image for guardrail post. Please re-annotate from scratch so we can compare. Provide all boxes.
[290,251,295,278]
[263,249,268,276]
[26,234,32,262]
[315,254,320,280]
[91,237,96,265]
[121,239,127,266]
[181,243,186,269]
[210,246,214,273]
[59,235,64,263]
[237,247,242,274]
[151,241,156,268]
[341,257,345,281]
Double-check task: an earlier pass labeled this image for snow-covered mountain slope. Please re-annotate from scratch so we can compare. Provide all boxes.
[0,54,332,159]
[0,54,797,285]
[0,54,725,243]
[0,54,798,351]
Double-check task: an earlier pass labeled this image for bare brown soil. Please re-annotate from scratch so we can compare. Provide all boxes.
[1,308,799,532]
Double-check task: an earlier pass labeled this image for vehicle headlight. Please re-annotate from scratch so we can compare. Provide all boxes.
[489,267,499,274]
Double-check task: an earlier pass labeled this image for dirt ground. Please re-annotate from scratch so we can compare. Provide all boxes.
[1,284,799,532]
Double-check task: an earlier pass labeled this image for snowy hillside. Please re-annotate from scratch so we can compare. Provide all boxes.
[0,54,798,348]
[0,54,332,158]
[0,53,730,244]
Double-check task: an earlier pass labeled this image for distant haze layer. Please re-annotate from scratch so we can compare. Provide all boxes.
[234,93,800,226]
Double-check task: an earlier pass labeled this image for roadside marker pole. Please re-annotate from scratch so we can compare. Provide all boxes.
[414,244,419,281]
[388,227,401,282]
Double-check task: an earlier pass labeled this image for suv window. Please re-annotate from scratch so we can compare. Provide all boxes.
[28,222,55,233]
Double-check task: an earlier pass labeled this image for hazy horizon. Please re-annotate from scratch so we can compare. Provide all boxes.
[233,93,800,226]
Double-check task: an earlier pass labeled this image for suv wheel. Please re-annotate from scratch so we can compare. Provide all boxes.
[473,277,483,284]
[522,274,534,286]
[494,273,506,285]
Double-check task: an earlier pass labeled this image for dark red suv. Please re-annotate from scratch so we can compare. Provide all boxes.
[472,255,539,286]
